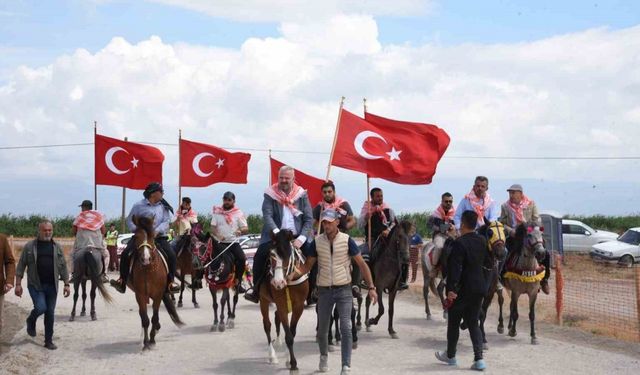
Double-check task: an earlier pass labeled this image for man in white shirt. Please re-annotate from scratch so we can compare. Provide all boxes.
[211,191,249,291]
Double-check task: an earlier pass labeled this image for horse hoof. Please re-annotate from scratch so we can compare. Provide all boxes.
[366,326,372,332]
[69,316,75,322]
[193,303,199,309]
[219,323,226,332]
[508,330,517,338]
[210,325,218,332]
[497,326,504,334]
[352,341,358,350]
[531,337,538,345]
[80,311,86,317]
[390,332,399,339]
[142,345,151,351]
[91,313,97,321]
[227,320,235,329]
[177,302,183,308]
[426,314,432,320]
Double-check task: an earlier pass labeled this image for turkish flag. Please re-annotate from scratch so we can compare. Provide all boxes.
[270,158,324,207]
[180,138,251,187]
[95,134,164,189]
[331,109,450,184]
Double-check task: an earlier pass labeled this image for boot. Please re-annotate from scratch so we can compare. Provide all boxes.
[244,276,262,303]
[398,264,409,290]
[110,278,126,294]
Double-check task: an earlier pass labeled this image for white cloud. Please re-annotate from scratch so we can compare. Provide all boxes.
[1,17,640,216]
[146,0,432,22]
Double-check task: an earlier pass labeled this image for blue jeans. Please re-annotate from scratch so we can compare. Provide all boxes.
[317,285,353,367]
[27,283,57,343]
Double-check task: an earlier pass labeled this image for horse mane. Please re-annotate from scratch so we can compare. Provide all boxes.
[136,216,155,237]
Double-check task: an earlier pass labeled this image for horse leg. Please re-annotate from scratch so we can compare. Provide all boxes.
[192,272,199,308]
[178,274,185,308]
[356,295,363,330]
[369,288,385,327]
[351,299,359,349]
[227,287,238,329]
[365,292,372,332]
[218,288,228,332]
[278,309,297,370]
[80,280,87,316]
[508,289,520,337]
[497,287,505,334]
[210,288,219,332]
[274,310,283,347]
[149,298,161,347]
[529,290,539,344]
[388,289,398,339]
[137,295,151,350]
[423,273,432,320]
[260,299,277,364]
[90,281,97,321]
[70,280,80,321]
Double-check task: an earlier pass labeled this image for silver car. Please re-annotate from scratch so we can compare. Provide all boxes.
[561,219,618,253]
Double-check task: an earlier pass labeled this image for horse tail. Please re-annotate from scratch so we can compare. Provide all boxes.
[162,292,184,327]
[84,250,113,304]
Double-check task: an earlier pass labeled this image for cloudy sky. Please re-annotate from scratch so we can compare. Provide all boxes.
[1,0,639,220]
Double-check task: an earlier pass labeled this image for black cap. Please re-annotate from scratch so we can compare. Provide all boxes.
[223,191,235,200]
[143,182,163,199]
[79,200,93,209]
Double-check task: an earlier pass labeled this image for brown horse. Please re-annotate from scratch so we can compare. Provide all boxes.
[259,230,309,370]
[203,236,239,332]
[174,223,207,308]
[130,216,184,350]
[365,220,412,339]
[503,223,546,344]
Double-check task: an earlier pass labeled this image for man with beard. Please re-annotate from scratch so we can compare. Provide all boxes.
[454,176,499,230]
[244,165,313,303]
[15,221,70,350]
[428,192,457,238]
[312,181,356,233]
[211,191,249,292]
[358,187,409,290]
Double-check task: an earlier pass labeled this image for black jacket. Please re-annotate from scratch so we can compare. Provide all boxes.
[446,232,489,296]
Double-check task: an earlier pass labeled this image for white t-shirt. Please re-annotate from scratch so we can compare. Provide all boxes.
[211,210,248,242]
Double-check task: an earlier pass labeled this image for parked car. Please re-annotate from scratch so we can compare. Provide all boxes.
[561,219,618,252]
[590,228,640,266]
[238,234,260,268]
[116,233,134,258]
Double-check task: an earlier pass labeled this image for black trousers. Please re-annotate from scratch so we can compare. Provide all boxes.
[119,236,177,282]
[220,242,247,282]
[447,293,484,361]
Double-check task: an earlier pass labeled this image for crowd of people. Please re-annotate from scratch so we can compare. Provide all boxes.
[0,166,545,374]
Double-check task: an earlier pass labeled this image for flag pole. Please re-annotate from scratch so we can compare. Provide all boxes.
[94,121,98,210]
[364,98,372,249]
[121,137,127,234]
[178,129,182,207]
[325,96,345,181]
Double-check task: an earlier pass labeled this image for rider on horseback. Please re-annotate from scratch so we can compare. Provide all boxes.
[70,200,109,283]
[453,176,499,232]
[173,197,198,236]
[498,184,549,294]
[244,165,313,303]
[358,187,410,291]
[428,192,457,238]
[210,191,249,293]
[110,182,180,294]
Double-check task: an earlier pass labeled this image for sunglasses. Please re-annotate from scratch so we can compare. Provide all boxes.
[443,200,453,203]
[322,190,333,194]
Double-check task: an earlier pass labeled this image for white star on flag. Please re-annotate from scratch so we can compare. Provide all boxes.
[386,147,402,161]
[131,157,139,168]
[216,158,225,168]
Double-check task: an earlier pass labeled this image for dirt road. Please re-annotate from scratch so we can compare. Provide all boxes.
[1,274,639,375]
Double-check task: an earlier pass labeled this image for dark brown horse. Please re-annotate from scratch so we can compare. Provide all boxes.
[365,220,412,339]
[69,248,113,321]
[259,230,309,370]
[130,216,184,350]
[174,223,207,308]
[203,236,239,332]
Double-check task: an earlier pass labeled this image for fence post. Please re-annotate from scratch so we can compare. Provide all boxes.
[635,266,640,342]
[555,252,564,326]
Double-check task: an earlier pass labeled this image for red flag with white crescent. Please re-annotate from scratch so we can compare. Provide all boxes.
[180,138,251,187]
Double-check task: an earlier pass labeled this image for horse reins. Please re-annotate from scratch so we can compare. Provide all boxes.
[203,240,239,269]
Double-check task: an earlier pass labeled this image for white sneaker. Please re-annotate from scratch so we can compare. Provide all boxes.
[341,365,351,375]
[319,355,329,372]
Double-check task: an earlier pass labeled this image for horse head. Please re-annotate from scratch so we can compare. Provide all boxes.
[269,229,295,290]
[482,221,507,260]
[515,222,546,261]
[134,216,156,266]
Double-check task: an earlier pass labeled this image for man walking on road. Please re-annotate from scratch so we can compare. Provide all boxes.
[15,221,70,350]
[435,210,490,371]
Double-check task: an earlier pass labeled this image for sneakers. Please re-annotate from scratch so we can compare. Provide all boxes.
[44,342,58,350]
[26,317,36,337]
[244,288,259,304]
[471,359,486,371]
[540,280,550,295]
[319,354,329,372]
[435,351,457,366]
[341,365,351,375]
[110,279,126,294]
